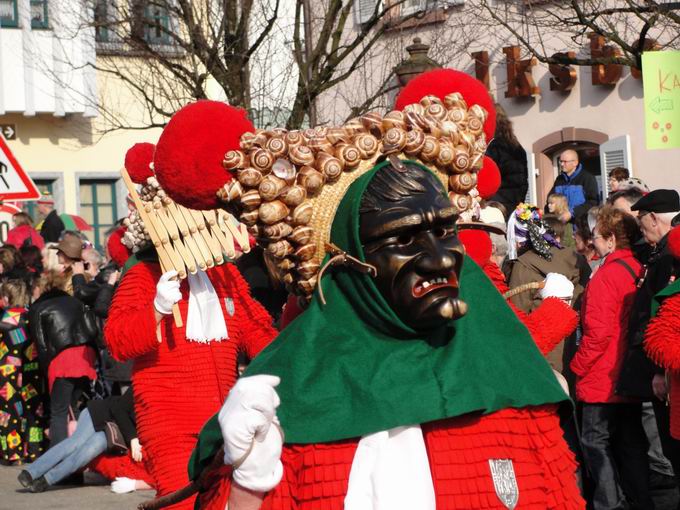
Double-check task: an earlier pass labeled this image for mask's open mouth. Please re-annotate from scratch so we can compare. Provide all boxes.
[412,273,459,298]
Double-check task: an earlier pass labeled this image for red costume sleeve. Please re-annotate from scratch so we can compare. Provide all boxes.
[104,262,162,361]
[645,293,680,370]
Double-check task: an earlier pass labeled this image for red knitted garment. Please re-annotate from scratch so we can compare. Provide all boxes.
[88,453,154,486]
[645,293,680,438]
[482,261,578,356]
[105,262,277,509]
[197,406,584,509]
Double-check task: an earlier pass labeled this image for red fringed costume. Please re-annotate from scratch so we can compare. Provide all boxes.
[198,406,583,509]
[88,453,154,486]
[105,262,277,509]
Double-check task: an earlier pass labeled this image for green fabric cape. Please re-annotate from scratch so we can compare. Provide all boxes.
[189,162,568,480]
[652,278,680,317]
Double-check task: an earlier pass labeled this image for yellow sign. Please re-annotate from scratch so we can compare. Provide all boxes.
[643,51,680,150]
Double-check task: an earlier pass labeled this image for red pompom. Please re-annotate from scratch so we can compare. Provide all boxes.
[458,229,492,266]
[107,226,131,268]
[154,101,255,210]
[669,226,680,259]
[477,156,501,200]
[394,68,496,140]
[125,143,155,184]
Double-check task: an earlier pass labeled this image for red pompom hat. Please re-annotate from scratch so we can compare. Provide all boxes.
[125,143,156,184]
[477,156,501,200]
[394,68,496,141]
[153,101,255,211]
[458,229,492,267]
[107,226,131,268]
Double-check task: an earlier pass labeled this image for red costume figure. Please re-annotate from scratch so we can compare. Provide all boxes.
[105,134,278,509]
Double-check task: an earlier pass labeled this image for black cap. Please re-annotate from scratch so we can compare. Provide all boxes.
[631,189,680,213]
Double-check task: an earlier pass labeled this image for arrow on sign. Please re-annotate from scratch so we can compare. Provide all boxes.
[649,97,674,114]
[2,126,14,140]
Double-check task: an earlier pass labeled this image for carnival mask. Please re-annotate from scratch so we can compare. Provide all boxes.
[359,163,466,330]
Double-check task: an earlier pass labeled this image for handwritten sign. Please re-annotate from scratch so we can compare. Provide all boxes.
[642,51,680,150]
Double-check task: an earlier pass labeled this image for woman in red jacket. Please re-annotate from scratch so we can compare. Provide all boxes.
[570,206,649,510]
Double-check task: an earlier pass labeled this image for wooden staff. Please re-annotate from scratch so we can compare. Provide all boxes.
[502,281,545,300]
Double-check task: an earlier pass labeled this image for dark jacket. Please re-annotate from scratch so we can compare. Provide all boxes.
[87,389,137,446]
[546,165,599,221]
[617,234,677,399]
[486,138,528,214]
[71,274,116,320]
[40,209,65,243]
[28,288,99,370]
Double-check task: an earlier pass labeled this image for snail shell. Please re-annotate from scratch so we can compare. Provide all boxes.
[263,221,293,240]
[441,121,460,145]
[403,103,425,115]
[404,130,426,156]
[247,224,262,238]
[289,145,315,166]
[469,104,488,124]
[297,166,325,195]
[449,193,472,212]
[251,148,274,172]
[467,116,484,137]
[436,141,455,167]
[237,167,263,188]
[336,144,361,169]
[405,111,428,131]
[267,239,293,258]
[223,150,247,170]
[239,209,259,226]
[425,102,447,121]
[420,95,443,108]
[420,135,440,162]
[451,148,471,173]
[217,180,243,203]
[327,127,350,145]
[302,128,316,140]
[282,272,295,285]
[382,127,407,155]
[290,225,313,245]
[253,132,268,148]
[444,92,467,109]
[259,200,290,225]
[266,137,288,158]
[278,258,296,271]
[449,172,478,193]
[285,131,304,147]
[259,175,287,201]
[361,112,383,137]
[280,184,307,207]
[313,126,328,138]
[272,158,296,182]
[240,131,257,151]
[382,110,406,131]
[447,108,467,125]
[354,133,379,159]
[295,243,315,261]
[292,202,313,225]
[309,136,333,154]
[240,189,262,210]
[316,153,344,182]
[297,260,320,279]
[344,118,364,136]
[298,276,318,295]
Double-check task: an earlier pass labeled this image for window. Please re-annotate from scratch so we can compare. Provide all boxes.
[94,0,110,42]
[30,0,48,29]
[79,180,117,249]
[143,3,170,45]
[23,180,54,222]
[0,0,18,27]
[401,0,463,16]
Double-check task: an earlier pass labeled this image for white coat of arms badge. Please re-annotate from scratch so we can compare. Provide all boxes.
[224,297,235,316]
[488,459,519,509]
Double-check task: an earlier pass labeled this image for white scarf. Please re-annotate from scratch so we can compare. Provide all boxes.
[186,271,229,343]
[345,425,435,510]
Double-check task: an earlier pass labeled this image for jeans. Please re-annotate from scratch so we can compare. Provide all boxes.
[581,402,654,510]
[643,402,675,476]
[49,377,90,447]
[27,409,107,485]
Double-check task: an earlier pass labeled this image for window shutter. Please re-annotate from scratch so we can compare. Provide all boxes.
[598,135,632,200]
[354,0,380,25]
[526,152,536,204]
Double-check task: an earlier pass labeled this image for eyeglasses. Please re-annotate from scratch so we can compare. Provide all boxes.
[637,211,652,221]
[559,160,576,165]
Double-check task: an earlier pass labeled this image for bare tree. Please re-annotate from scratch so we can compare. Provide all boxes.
[476,0,680,69]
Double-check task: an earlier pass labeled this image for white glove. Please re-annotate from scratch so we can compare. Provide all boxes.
[110,477,136,494]
[154,270,182,315]
[539,273,574,302]
[219,375,284,492]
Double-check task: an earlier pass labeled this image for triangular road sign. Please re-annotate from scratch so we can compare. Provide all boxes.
[0,136,40,201]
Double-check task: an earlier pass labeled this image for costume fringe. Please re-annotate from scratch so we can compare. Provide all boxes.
[645,294,680,369]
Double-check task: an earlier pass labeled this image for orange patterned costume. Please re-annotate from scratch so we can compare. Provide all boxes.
[105,262,277,509]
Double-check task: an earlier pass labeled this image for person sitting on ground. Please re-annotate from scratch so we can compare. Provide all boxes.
[18,389,143,493]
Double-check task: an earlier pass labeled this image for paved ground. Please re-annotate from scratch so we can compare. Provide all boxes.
[1,464,156,509]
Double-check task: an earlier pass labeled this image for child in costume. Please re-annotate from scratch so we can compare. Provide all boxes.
[139,69,584,510]
[104,137,278,509]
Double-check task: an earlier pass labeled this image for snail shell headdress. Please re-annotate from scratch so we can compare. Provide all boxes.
[150,69,498,300]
